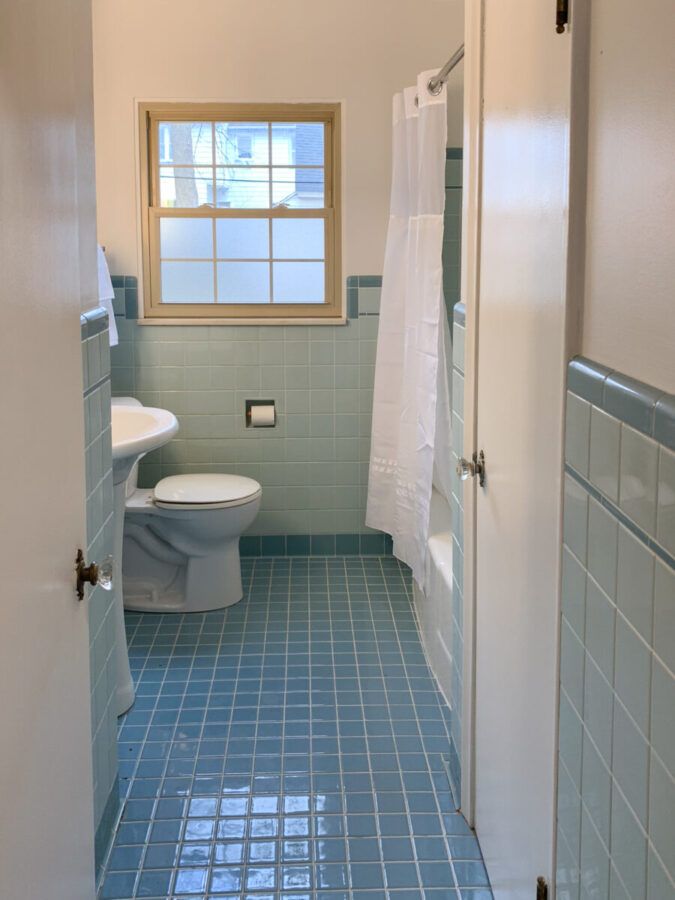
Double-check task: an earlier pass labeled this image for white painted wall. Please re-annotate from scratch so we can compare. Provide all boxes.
[581,0,675,392]
[92,0,463,279]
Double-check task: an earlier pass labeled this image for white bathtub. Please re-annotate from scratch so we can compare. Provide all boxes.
[413,488,456,707]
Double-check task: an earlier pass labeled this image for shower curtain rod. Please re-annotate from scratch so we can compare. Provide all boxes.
[427,44,465,95]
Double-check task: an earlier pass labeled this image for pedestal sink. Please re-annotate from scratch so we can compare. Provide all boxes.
[111,404,179,714]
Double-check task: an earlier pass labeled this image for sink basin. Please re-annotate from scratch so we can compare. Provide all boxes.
[109,402,179,715]
[111,405,179,477]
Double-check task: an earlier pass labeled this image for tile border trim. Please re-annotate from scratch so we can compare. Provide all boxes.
[83,372,110,400]
[80,306,109,339]
[568,356,675,450]
[345,275,383,319]
[240,532,393,558]
[564,463,675,571]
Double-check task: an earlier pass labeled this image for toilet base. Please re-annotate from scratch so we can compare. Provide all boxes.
[123,536,243,613]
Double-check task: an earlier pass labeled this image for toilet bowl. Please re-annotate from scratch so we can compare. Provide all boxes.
[115,398,261,614]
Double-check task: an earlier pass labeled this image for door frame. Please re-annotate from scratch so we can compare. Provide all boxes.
[458,0,485,826]
[458,0,591,867]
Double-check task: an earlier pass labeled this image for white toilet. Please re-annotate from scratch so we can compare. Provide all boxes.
[115,398,262,613]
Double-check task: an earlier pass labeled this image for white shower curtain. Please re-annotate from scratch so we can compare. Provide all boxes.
[366,71,453,587]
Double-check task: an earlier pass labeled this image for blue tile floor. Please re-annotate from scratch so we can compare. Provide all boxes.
[99,556,492,899]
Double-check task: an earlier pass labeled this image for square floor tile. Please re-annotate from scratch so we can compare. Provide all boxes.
[97,557,491,899]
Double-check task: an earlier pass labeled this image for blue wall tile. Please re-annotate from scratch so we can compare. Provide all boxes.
[558,357,675,899]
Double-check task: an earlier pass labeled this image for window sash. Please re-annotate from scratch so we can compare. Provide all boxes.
[140,103,341,321]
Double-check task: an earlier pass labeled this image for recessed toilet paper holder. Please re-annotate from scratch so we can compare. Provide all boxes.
[245,399,276,428]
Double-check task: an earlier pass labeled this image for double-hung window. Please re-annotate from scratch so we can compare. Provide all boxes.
[139,103,342,322]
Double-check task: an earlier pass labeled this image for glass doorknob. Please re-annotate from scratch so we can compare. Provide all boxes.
[76,550,114,600]
[456,451,486,487]
[456,457,475,481]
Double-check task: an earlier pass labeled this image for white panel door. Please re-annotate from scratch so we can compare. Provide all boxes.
[0,1,97,897]
[468,0,577,895]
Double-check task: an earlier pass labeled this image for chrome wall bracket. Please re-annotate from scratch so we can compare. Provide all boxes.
[456,450,486,487]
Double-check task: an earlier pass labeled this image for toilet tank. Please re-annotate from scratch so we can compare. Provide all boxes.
[111,396,144,497]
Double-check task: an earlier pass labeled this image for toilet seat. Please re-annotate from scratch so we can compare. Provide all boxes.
[153,473,262,510]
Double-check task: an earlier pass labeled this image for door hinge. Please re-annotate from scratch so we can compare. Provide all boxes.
[555,0,569,33]
[536,876,549,900]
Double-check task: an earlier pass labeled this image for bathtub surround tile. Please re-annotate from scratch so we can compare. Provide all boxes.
[557,357,675,899]
[81,310,119,880]
[97,556,490,899]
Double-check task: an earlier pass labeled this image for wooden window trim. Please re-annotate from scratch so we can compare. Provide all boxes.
[139,102,342,323]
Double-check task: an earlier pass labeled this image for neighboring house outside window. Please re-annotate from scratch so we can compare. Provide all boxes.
[140,103,342,322]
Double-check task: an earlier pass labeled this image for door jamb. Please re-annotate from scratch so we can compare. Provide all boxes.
[458,0,485,825]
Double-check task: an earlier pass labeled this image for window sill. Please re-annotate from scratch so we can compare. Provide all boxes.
[136,316,348,326]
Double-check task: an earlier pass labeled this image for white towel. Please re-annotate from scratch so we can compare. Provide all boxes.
[97,244,119,347]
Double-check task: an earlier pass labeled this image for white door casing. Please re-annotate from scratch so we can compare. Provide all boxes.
[460,0,585,895]
[0,1,99,897]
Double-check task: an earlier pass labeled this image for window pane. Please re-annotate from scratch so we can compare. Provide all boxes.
[272,168,324,208]
[160,217,213,259]
[272,219,324,260]
[158,122,213,165]
[216,219,269,259]
[215,168,270,208]
[273,262,324,303]
[272,123,324,166]
[215,123,269,165]
[161,262,214,303]
[159,167,214,208]
[217,262,270,303]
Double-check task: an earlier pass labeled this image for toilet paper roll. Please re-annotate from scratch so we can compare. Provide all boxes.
[249,404,276,427]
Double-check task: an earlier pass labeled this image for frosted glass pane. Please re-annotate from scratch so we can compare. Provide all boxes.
[273,262,325,303]
[215,123,269,165]
[217,262,270,303]
[160,218,213,259]
[216,219,269,259]
[272,168,324,208]
[272,123,324,166]
[273,219,324,259]
[158,122,213,165]
[159,167,213,207]
[161,262,214,303]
